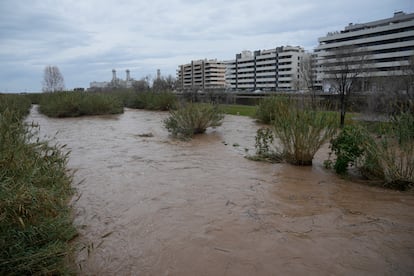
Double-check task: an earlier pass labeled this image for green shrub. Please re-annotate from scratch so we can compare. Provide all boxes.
[39,91,123,117]
[328,125,370,174]
[221,104,257,117]
[0,109,76,274]
[24,93,44,105]
[246,127,283,163]
[255,96,280,124]
[363,112,414,190]
[271,97,337,165]
[128,91,177,111]
[327,111,414,190]
[0,94,32,119]
[164,103,224,139]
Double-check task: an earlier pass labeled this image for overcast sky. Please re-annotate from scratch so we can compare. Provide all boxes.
[1,0,413,92]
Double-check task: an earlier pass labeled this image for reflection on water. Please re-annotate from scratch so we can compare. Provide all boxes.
[28,106,414,275]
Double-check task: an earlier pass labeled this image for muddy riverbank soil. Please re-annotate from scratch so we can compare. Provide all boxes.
[29,107,414,275]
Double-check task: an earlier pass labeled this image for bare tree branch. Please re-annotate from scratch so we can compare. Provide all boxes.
[320,46,371,126]
[42,65,65,92]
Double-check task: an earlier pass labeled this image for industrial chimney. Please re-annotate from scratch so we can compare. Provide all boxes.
[157,69,161,80]
[112,69,117,82]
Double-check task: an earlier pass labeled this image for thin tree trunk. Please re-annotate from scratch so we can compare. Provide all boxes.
[340,91,347,127]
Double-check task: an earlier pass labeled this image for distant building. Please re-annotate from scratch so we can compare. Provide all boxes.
[176,59,226,90]
[315,11,414,92]
[225,46,308,91]
[89,69,135,90]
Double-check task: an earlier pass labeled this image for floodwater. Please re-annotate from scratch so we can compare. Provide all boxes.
[28,107,414,275]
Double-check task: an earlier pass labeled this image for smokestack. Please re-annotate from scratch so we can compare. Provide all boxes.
[157,69,161,80]
[126,69,130,81]
[112,69,116,82]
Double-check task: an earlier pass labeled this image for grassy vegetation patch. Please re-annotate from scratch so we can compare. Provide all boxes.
[327,111,414,190]
[0,94,32,119]
[126,91,177,111]
[39,91,123,117]
[1,104,77,274]
[164,103,224,139]
[221,104,257,117]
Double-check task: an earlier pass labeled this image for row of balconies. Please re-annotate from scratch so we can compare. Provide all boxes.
[317,30,414,51]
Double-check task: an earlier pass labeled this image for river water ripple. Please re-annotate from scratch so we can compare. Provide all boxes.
[28,107,414,275]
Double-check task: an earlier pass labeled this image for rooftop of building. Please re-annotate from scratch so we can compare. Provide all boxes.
[342,11,414,33]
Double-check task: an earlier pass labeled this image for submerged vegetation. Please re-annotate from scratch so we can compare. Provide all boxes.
[164,103,224,139]
[0,94,77,274]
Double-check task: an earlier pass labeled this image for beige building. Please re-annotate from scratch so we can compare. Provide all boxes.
[225,46,308,91]
[177,59,226,90]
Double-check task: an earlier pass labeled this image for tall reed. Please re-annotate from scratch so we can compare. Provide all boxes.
[1,101,77,274]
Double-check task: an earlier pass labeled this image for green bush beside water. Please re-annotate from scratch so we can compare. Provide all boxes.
[328,112,414,190]
[0,94,32,119]
[39,91,123,117]
[221,104,256,117]
[126,91,177,111]
[0,98,77,274]
[164,103,224,139]
[251,96,337,165]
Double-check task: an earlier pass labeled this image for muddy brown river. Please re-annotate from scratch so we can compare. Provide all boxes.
[28,107,414,275]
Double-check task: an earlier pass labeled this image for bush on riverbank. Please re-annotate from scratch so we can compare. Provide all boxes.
[0,94,32,119]
[39,91,123,117]
[0,104,77,274]
[164,103,224,139]
[251,96,337,165]
[327,111,414,190]
[221,104,256,117]
[126,91,177,111]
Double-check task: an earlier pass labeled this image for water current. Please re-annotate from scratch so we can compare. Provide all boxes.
[28,106,414,275]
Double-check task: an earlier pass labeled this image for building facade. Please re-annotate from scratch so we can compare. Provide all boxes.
[225,46,307,91]
[315,11,414,92]
[176,59,226,90]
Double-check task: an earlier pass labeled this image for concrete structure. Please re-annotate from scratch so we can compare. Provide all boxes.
[90,69,135,90]
[225,46,308,91]
[177,59,226,90]
[315,11,414,92]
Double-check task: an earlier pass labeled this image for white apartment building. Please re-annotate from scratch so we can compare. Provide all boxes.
[177,59,226,90]
[225,46,307,91]
[315,11,414,92]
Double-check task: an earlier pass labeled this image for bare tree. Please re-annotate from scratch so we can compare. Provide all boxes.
[42,65,65,92]
[299,54,317,105]
[320,46,370,127]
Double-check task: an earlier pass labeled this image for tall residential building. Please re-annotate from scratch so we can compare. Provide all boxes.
[177,59,226,90]
[225,46,307,91]
[315,11,414,92]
